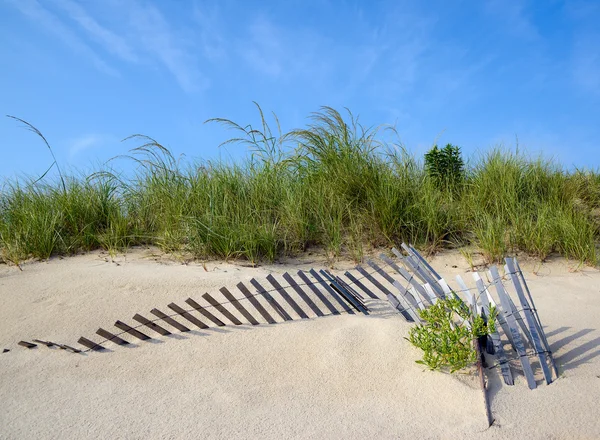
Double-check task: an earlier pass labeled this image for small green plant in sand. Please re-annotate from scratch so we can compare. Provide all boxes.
[407,297,497,373]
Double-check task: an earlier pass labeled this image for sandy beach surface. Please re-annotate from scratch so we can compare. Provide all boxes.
[1,248,599,439]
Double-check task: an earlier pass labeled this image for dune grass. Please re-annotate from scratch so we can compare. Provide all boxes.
[1,107,599,267]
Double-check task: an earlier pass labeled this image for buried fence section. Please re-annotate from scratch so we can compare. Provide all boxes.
[202,292,244,326]
[308,269,355,314]
[473,273,514,386]
[185,298,226,327]
[96,328,130,345]
[167,303,209,329]
[250,278,293,322]
[489,266,537,390]
[114,321,151,341]
[504,258,554,384]
[236,282,277,324]
[282,272,325,317]
[296,271,341,315]
[319,270,367,314]
[265,274,310,319]
[133,314,172,336]
[218,288,260,325]
[151,308,191,332]
[343,271,380,300]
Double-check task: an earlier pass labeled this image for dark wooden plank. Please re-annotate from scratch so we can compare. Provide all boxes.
[266,274,309,319]
[96,328,130,345]
[355,265,394,297]
[185,298,226,326]
[309,269,354,314]
[250,278,293,321]
[219,288,260,325]
[296,271,340,315]
[59,344,82,353]
[77,337,105,351]
[114,320,151,341]
[18,341,37,349]
[282,272,324,317]
[167,303,209,329]
[490,266,537,390]
[505,258,553,385]
[203,292,243,325]
[150,308,190,332]
[334,275,366,306]
[474,273,514,386]
[236,282,277,324]
[344,271,379,300]
[320,270,368,314]
[132,314,172,336]
[33,339,55,347]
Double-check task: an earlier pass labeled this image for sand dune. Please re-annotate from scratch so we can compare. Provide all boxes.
[1,249,599,439]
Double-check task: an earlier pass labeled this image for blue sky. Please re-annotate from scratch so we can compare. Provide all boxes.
[1,0,599,180]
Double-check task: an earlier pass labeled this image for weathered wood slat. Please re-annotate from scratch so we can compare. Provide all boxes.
[343,271,379,299]
[77,337,105,351]
[308,269,354,314]
[132,314,172,336]
[167,303,209,329]
[390,281,419,322]
[514,259,558,378]
[490,266,537,390]
[355,265,394,297]
[185,298,226,326]
[505,258,553,384]
[203,292,244,325]
[334,275,366,305]
[18,341,37,349]
[296,271,341,315]
[250,279,293,321]
[320,270,367,314]
[392,248,445,299]
[473,273,514,385]
[60,344,82,353]
[236,282,277,324]
[114,321,151,341]
[407,244,443,280]
[282,272,324,317]
[150,308,191,332]
[266,274,309,319]
[219,288,259,325]
[380,253,433,304]
[96,328,130,345]
[388,250,438,302]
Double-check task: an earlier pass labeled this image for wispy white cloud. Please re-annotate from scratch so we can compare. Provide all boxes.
[51,0,139,63]
[7,0,118,76]
[125,1,208,93]
[68,134,104,158]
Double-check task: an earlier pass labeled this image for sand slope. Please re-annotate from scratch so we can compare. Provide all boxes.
[1,249,599,439]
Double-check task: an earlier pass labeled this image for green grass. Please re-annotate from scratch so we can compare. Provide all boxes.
[1,106,599,267]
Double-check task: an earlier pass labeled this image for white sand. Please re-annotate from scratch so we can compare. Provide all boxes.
[1,249,599,439]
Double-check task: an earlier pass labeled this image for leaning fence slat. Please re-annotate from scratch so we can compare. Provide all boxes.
[389,250,440,302]
[236,282,277,324]
[132,314,172,336]
[96,328,130,345]
[218,288,259,325]
[77,337,105,351]
[282,273,324,317]
[343,271,380,299]
[380,253,433,305]
[490,266,537,390]
[472,275,515,384]
[308,269,354,314]
[355,265,412,321]
[185,298,226,326]
[320,270,367,314]
[250,278,293,321]
[407,244,443,280]
[296,271,341,315]
[505,258,553,384]
[266,274,309,319]
[393,248,445,299]
[150,308,191,332]
[167,303,209,329]
[203,292,244,325]
[114,321,151,341]
[391,281,420,322]
[514,259,558,378]
[18,341,37,349]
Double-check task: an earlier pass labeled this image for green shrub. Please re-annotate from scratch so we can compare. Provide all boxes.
[424,144,465,188]
[407,297,497,373]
